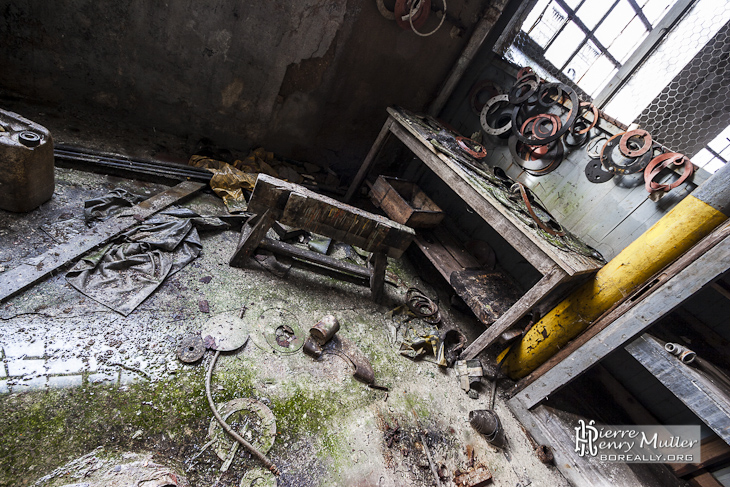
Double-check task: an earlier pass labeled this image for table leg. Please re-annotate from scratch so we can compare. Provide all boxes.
[460,269,569,360]
[368,252,388,302]
[343,118,394,202]
[229,210,275,267]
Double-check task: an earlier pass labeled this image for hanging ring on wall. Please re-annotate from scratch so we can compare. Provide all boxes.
[537,83,564,109]
[586,133,610,159]
[564,120,591,148]
[509,79,539,105]
[376,0,396,19]
[408,0,447,37]
[511,83,579,146]
[508,135,565,177]
[480,94,513,136]
[619,129,652,158]
[395,0,431,30]
[469,79,502,115]
[572,102,598,135]
[643,152,694,194]
[515,182,566,236]
[600,132,654,175]
[520,113,562,142]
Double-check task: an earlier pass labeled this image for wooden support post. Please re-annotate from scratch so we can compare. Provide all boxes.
[0,181,205,303]
[344,118,394,202]
[673,436,730,478]
[688,470,724,487]
[369,252,388,302]
[460,269,567,360]
[229,210,274,267]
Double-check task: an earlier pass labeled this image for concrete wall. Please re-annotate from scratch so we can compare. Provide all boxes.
[0,0,495,177]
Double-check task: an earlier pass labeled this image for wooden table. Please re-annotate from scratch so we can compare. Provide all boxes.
[345,107,604,359]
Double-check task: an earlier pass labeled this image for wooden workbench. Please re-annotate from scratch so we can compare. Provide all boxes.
[345,107,604,359]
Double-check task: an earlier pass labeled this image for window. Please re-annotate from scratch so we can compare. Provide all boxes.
[508,0,679,98]
[692,124,730,174]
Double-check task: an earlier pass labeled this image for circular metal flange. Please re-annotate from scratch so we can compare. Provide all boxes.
[585,158,615,183]
[537,83,564,109]
[202,313,251,351]
[258,307,305,354]
[572,102,598,135]
[564,120,591,148]
[619,129,652,158]
[508,135,565,176]
[177,334,205,363]
[600,132,653,175]
[480,94,512,136]
[208,398,277,461]
[509,79,539,105]
[511,83,579,146]
[469,79,502,114]
[18,131,41,148]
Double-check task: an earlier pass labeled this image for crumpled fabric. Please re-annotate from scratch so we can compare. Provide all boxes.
[84,188,146,223]
[188,147,308,213]
[66,207,224,316]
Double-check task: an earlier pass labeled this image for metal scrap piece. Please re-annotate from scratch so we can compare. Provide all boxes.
[321,335,375,385]
[177,334,205,363]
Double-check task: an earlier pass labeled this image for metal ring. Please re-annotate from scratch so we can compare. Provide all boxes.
[537,83,563,109]
[509,135,564,176]
[572,102,598,135]
[619,129,652,158]
[456,136,487,158]
[469,79,502,115]
[508,79,539,105]
[376,0,396,20]
[600,132,653,175]
[480,94,512,136]
[511,83,579,146]
[395,0,431,30]
[520,113,561,141]
[586,134,610,159]
[516,66,535,80]
[564,120,591,147]
[644,152,694,193]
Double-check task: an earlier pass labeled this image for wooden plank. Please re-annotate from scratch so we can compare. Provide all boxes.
[711,281,730,301]
[674,308,730,366]
[368,251,388,302]
[0,181,205,303]
[512,221,730,406]
[432,226,481,270]
[450,269,522,325]
[673,437,730,477]
[460,269,569,359]
[507,397,686,487]
[257,237,372,279]
[413,233,464,282]
[344,118,394,202]
[512,224,730,409]
[626,334,730,444]
[688,471,724,487]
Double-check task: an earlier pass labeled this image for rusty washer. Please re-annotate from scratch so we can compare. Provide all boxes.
[456,136,487,158]
[619,129,652,158]
[177,334,205,363]
[310,315,340,345]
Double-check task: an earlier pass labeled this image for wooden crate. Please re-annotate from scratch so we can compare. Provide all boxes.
[370,175,444,228]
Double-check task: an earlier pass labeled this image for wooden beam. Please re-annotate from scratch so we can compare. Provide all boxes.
[626,334,730,444]
[343,118,394,202]
[511,226,730,409]
[511,220,730,406]
[688,470,724,487]
[592,364,660,425]
[460,269,568,359]
[673,436,730,477]
[257,238,372,279]
[0,181,205,303]
[674,307,730,369]
[711,280,730,301]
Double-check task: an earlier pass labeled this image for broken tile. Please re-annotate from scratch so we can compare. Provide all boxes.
[7,358,45,377]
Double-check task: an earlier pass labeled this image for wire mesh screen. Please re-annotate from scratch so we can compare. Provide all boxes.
[632,18,730,158]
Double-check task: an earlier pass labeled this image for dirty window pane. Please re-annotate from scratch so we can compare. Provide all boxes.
[545,21,585,68]
[595,0,636,48]
[608,16,649,63]
[692,148,714,167]
[577,0,616,30]
[563,0,582,8]
[523,0,554,34]
[707,125,730,156]
[527,1,569,48]
[640,0,680,26]
[563,40,601,82]
[578,55,617,96]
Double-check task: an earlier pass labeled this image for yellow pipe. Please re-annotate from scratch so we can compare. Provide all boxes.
[499,194,727,379]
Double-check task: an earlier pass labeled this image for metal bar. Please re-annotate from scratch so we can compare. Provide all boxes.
[626,0,653,32]
[559,0,620,72]
[554,0,621,67]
